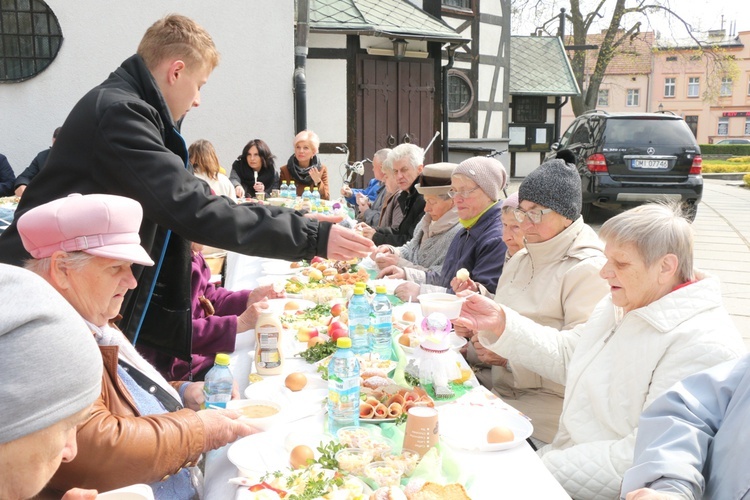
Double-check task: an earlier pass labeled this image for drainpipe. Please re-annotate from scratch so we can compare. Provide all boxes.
[294,0,310,133]
[442,45,457,161]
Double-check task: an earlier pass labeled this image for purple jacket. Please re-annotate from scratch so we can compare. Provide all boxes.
[142,252,250,380]
[428,202,506,294]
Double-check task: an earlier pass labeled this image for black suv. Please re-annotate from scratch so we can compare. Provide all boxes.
[547,111,702,220]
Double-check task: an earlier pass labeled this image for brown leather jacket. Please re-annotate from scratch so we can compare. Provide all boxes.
[46,345,204,493]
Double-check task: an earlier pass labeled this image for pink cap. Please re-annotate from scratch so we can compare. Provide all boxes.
[17,194,154,266]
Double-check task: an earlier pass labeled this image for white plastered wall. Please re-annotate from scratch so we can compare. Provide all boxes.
[0,0,294,176]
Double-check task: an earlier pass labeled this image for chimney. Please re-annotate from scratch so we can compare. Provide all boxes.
[707,29,726,41]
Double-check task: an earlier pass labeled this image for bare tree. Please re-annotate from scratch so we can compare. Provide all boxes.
[512,0,738,116]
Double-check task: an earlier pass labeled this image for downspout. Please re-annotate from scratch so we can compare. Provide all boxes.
[294,0,310,133]
[442,45,457,161]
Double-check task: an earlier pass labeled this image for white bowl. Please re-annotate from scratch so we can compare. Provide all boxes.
[266,197,287,207]
[417,292,466,319]
[226,399,282,431]
[96,484,154,500]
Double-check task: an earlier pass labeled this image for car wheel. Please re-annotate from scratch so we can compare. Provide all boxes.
[682,203,698,222]
[581,202,594,221]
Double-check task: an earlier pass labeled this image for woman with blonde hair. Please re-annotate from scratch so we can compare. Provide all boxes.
[279,130,329,199]
[188,139,236,200]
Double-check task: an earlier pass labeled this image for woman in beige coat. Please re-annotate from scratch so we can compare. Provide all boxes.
[456,156,609,443]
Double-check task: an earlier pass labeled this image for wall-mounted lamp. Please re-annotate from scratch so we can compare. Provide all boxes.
[393,39,408,60]
[658,102,664,113]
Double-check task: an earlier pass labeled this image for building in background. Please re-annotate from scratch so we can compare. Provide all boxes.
[653,29,750,144]
[509,36,580,176]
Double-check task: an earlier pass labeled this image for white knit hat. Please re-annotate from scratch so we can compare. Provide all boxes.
[0,264,102,444]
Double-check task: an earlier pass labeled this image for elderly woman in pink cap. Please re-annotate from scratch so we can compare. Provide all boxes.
[17,193,256,499]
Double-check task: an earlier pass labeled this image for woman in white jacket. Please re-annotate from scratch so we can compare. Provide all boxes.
[455,203,745,500]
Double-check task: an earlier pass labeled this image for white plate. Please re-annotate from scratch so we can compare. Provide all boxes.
[395,333,468,355]
[261,260,298,275]
[369,278,406,295]
[244,374,328,410]
[438,404,533,451]
[264,298,317,314]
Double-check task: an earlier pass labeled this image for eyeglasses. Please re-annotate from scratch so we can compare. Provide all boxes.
[513,208,553,224]
[447,186,480,199]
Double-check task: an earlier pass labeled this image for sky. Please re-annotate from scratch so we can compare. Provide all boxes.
[511,1,750,38]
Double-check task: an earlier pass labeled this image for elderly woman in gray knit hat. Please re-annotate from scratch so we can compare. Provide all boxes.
[458,155,609,444]
[372,162,461,286]
[385,156,508,300]
[0,264,102,500]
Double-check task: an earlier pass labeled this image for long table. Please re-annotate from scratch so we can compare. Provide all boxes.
[202,254,571,499]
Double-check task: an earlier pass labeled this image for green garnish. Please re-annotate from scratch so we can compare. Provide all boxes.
[312,441,346,470]
[317,364,329,380]
[299,339,337,363]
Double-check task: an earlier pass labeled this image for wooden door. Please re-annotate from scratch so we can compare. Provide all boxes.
[356,55,436,184]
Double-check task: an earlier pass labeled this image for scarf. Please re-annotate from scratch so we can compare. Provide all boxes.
[459,201,498,229]
[88,320,181,402]
[286,154,321,186]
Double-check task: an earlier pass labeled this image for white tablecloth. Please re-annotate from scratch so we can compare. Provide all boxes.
[202,254,571,499]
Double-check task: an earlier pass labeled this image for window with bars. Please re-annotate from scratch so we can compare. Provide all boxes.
[720,77,733,96]
[626,89,640,107]
[664,78,675,97]
[0,0,63,82]
[512,96,546,124]
[688,77,700,97]
[447,69,473,119]
[442,0,472,9]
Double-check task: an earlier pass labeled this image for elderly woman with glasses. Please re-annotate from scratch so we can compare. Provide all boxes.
[17,194,256,498]
[382,156,507,300]
[454,203,745,500]
[371,162,461,285]
[458,157,609,445]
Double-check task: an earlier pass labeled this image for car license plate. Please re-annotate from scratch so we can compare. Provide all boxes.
[632,159,668,169]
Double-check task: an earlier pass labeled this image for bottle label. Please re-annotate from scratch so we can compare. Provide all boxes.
[258,327,281,368]
[328,375,360,408]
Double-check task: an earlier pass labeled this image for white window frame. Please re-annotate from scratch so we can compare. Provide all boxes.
[718,117,729,136]
[745,117,750,136]
[626,89,640,107]
[720,77,733,96]
[597,89,609,106]
[688,77,700,97]
[664,78,676,97]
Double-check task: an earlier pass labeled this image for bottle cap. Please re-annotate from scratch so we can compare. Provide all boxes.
[215,353,231,366]
[336,337,352,348]
[353,287,365,295]
[375,285,387,294]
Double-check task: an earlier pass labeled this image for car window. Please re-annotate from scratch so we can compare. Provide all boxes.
[558,121,578,149]
[603,118,696,146]
[570,119,592,145]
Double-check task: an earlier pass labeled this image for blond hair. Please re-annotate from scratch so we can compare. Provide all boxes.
[137,14,220,72]
[188,139,222,180]
[293,130,320,154]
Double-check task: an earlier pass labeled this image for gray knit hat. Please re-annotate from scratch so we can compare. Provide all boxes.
[452,157,508,202]
[518,158,582,221]
[0,264,102,444]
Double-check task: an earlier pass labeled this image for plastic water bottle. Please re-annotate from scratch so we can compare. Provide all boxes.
[289,181,297,200]
[280,180,289,199]
[328,337,361,434]
[302,186,312,202]
[312,187,321,207]
[348,284,371,354]
[371,285,393,360]
[202,353,233,409]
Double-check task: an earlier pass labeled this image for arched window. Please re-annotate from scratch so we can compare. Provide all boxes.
[0,0,63,83]
[447,69,473,118]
